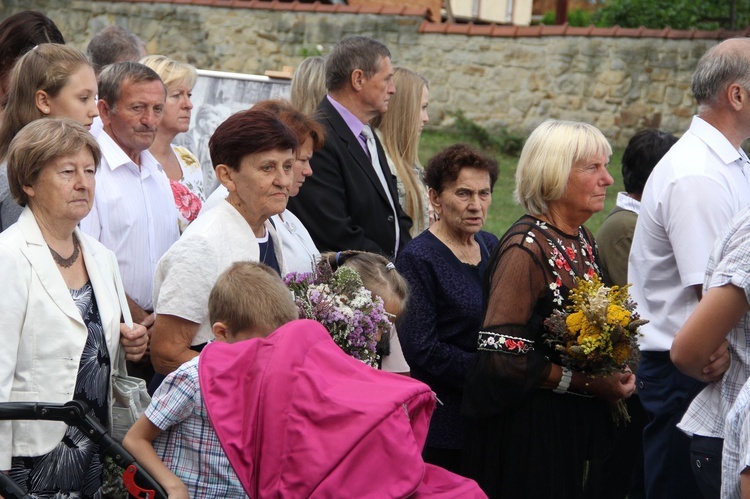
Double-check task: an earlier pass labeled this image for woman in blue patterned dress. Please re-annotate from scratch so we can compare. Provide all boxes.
[395,143,499,474]
[0,118,148,497]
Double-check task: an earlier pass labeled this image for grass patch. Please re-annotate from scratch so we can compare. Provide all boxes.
[419,129,625,238]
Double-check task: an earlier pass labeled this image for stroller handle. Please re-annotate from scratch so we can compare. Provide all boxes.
[0,400,168,499]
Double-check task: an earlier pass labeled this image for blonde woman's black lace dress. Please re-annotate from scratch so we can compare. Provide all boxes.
[462,215,615,499]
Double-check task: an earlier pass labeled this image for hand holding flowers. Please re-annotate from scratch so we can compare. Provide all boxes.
[579,369,636,404]
[544,273,646,422]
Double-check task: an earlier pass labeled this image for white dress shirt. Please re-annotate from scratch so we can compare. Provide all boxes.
[629,116,750,352]
[80,131,179,311]
[614,191,641,214]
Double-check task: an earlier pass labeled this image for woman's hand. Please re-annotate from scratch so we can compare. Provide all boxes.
[119,323,149,361]
[578,370,636,403]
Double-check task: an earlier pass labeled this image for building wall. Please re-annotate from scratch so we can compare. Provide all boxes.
[0,0,729,145]
[450,0,533,25]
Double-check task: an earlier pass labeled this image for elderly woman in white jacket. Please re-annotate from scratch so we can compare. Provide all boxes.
[0,118,147,496]
[201,99,324,273]
[150,108,298,378]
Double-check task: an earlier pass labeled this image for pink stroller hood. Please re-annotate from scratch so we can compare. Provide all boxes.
[199,319,485,498]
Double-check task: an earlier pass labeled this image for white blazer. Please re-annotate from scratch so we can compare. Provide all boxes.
[0,207,122,470]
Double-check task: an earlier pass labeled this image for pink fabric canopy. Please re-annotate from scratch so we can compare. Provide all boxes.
[199,319,486,498]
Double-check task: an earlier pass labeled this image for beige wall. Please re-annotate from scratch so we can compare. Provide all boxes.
[450,0,533,25]
[0,0,715,146]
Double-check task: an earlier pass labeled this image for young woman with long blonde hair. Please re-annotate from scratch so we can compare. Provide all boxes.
[373,67,431,235]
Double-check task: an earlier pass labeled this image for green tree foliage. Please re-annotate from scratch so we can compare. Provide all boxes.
[591,0,749,30]
[541,8,593,27]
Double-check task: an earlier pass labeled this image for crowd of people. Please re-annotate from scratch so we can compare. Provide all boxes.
[3,8,750,499]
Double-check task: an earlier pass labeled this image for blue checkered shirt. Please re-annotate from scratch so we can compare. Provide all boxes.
[679,205,750,439]
[147,356,247,498]
[722,377,750,498]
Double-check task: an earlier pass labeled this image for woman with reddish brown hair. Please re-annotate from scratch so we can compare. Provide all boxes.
[203,99,326,273]
[150,108,298,380]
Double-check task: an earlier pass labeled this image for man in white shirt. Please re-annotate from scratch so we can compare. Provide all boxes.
[629,38,750,499]
[81,62,179,381]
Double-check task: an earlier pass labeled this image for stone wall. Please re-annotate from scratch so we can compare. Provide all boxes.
[0,0,724,145]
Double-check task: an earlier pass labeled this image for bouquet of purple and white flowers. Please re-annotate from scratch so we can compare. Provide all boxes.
[284,264,391,367]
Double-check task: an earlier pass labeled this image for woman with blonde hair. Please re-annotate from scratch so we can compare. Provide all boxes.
[0,43,98,230]
[0,10,65,121]
[463,120,634,498]
[318,250,411,374]
[373,67,430,235]
[141,54,204,232]
[290,56,326,117]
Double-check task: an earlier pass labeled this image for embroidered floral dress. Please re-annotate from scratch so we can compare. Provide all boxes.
[463,215,614,499]
[9,282,111,498]
[171,145,205,233]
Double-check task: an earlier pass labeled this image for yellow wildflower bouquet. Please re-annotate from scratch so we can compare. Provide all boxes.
[544,274,647,422]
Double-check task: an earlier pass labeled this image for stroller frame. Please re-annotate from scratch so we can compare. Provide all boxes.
[0,400,167,499]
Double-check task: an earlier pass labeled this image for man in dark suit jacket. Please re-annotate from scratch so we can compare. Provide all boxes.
[287,36,412,258]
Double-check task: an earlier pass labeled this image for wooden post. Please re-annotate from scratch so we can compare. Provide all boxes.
[556,0,568,25]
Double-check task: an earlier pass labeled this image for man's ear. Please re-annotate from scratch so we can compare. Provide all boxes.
[98,99,112,126]
[727,82,748,112]
[350,69,365,92]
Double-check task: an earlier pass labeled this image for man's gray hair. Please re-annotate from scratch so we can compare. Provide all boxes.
[325,36,391,93]
[86,26,146,75]
[97,61,164,108]
[691,39,750,107]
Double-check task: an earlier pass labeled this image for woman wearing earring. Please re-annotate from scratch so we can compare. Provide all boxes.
[395,144,499,473]
[0,44,98,231]
[372,67,431,236]
[141,55,204,232]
